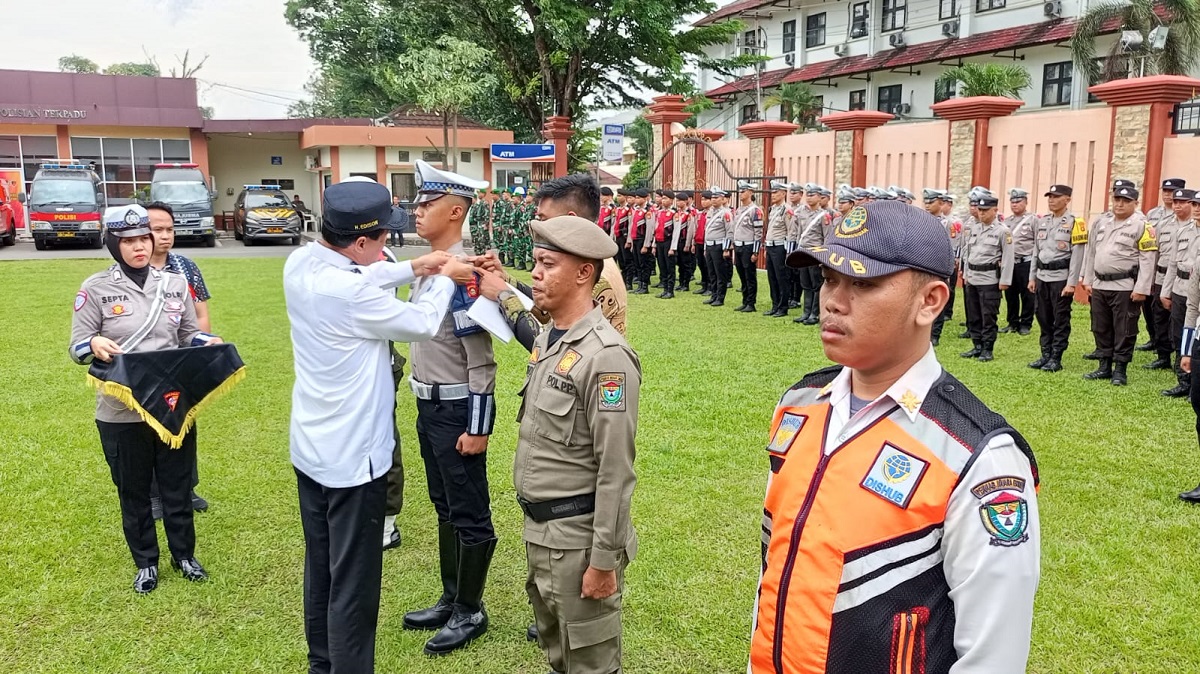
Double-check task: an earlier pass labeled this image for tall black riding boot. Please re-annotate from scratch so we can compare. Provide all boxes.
[424,538,497,655]
[1083,358,1113,380]
[403,522,459,630]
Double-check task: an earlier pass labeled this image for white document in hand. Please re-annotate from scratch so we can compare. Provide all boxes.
[466,284,535,343]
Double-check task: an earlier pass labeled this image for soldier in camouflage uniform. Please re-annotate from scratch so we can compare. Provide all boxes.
[512,189,535,271]
[493,189,512,266]
[468,189,491,255]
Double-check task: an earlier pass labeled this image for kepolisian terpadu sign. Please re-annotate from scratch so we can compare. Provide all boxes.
[0,107,88,119]
[490,144,556,162]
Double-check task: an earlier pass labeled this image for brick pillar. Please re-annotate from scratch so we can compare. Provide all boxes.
[1088,75,1200,211]
[737,121,800,269]
[930,96,1024,214]
[694,129,726,191]
[189,129,210,180]
[329,146,341,184]
[542,116,575,179]
[817,111,893,188]
[644,95,692,188]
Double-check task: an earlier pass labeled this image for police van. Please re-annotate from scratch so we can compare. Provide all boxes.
[25,160,105,250]
[233,185,302,246]
[149,163,216,247]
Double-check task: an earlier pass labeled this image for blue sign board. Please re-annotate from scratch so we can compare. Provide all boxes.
[270,156,283,166]
[490,143,556,162]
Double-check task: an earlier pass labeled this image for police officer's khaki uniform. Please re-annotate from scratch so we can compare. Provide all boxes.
[1146,212,1184,362]
[516,306,640,674]
[962,221,1014,354]
[1029,210,1086,364]
[1082,211,1157,366]
[1164,217,1198,390]
[765,202,792,315]
[1005,212,1037,331]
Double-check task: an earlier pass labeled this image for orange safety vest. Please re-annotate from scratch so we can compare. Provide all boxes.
[750,366,1036,674]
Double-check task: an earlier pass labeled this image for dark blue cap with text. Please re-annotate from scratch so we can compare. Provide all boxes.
[322,180,398,233]
[786,200,953,279]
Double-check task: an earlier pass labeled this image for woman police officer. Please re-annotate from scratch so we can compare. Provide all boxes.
[68,205,223,594]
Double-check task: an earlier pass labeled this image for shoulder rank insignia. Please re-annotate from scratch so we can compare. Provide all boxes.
[1070,217,1088,245]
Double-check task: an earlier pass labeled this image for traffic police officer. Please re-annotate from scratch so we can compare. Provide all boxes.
[732,180,764,313]
[70,204,222,594]
[1027,184,1086,373]
[764,180,792,317]
[516,215,640,674]
[1082,184,1157,386]
[402,161,501,655]
[1144,180,1187,371]
[703,186,734,307]
[961,194,1013,361]
[1002,188,1037,335]
[762,201,1040,674]
[796,184,835,325]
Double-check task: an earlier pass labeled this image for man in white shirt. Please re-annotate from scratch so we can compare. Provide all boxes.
[749,201,1040,673]
[284,179,471,674]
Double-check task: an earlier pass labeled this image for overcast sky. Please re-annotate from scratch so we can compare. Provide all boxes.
[7,0,316,119]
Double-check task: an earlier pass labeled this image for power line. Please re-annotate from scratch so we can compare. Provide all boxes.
[198,79,304,102]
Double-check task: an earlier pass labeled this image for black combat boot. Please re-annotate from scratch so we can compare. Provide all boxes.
[1041,353,1063,372]
[1179,483,1200,503]
[404,522,459,631]
[977,343,994,362]
[1083,358,1113,380]
[1135,340,1155,351]
[957,330,971,339]
[1111,360,1129,386]
[632,282,648,295]
[1028,351,1050,369]
[1143,353,1172,370]
[1083,349,1102,360]
[1163,370,1190,397]
[515,259,526,272]
[424,538,497,655]
[960,341,982,359]
[662,281,675,299]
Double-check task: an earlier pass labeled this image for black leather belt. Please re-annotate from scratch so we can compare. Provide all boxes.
[1040,258,1070,271]
[1096,268,1137,282]
[968,262,1000,272]
[1157,265,1168,274]
[517,493,596,522]
[1180,270,1192,280]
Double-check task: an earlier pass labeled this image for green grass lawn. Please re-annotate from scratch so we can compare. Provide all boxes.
[2,256,1199,673]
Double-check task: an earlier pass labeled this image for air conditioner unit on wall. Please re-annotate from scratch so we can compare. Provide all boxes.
[889,32,906,48]
[784,52,796,66]
[1044,0,1062,18]
[942,20,960,38]
[834,43,850,57]
[892,103,912,115]
[304,155,317,170]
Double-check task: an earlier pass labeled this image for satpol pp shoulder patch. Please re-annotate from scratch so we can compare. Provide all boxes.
[597,373,625,412]
[860,443,929,508]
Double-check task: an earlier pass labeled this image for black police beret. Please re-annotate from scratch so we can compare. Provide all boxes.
[600,186,613,196]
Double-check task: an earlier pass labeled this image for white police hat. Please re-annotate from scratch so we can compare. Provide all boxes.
[414,160,489,204]
[103,205,152,238]
[1009,188,1029,200]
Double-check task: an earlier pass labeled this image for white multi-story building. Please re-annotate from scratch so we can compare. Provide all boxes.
[695,0,1129,136]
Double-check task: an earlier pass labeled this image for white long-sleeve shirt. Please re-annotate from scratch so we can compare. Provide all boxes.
[284,242,454,488]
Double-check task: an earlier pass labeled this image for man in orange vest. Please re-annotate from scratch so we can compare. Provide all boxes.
[752,200,1041,674]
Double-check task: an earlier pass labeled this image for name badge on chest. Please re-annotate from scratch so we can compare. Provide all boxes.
[860,443,929,508]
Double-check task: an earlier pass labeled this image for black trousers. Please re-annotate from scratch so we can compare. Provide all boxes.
[735,244,758,308]
[801,266,822,318]
[676,240,696,287]
[1148,283,1173,356]
[386,357,405,517]
[1005,260,1035,329]
[765,244,789,313]
[1142,284,1158,344]
[1171,292,1190,382]
[705,244,732,303]
[1090,288,1142,363]
[655,244,675,290]
[297,468,385,674]
[965,283,1001,345]
[149,425,200,498]
[415,398,494,545]
[1034,278,1074,357]
[97,420,196,569]
[694,242,708,289]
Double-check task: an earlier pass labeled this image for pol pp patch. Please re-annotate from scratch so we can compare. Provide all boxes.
[860,443,928,509]
[597,373,625,412]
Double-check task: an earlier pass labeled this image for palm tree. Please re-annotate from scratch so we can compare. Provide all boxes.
[1070,0,1200,84]
[936,63,1033,98]
[763,82,824,129]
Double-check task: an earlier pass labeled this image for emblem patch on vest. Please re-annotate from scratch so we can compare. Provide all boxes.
[767,412,806,455]
[860,444,928,508]
[978,491,1030,547]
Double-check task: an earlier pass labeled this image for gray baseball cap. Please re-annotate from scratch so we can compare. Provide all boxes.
[786,201,954,279]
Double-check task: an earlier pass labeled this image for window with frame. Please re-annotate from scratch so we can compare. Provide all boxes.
[849,89,866,111]
[460,151,472,164]
[877,85,903,113]
[1088,57,1123,102]
[805,14,826,48]
[742,29,759,55]
[1042,61,1073,107]
[741,104,760,125]
[850,2,869,38]
[783,20,797,54]
[881,0,906,32]
[939,0,957,19]
[934,78,957,103]
[422,150,447,164]
[976,0,1005,11]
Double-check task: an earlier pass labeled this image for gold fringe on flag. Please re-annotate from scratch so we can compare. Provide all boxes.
[86,367,247,448]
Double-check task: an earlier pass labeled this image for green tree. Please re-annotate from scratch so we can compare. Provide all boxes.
[763,82,824,129]
[628,115,654,161]
[1070,0,1200,83]
[104,62,161,77]
[935,62,1033,98]
[58,55,98,73]
[385,36,498,171]
[623,158,650,189]
[567,127,602,175]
